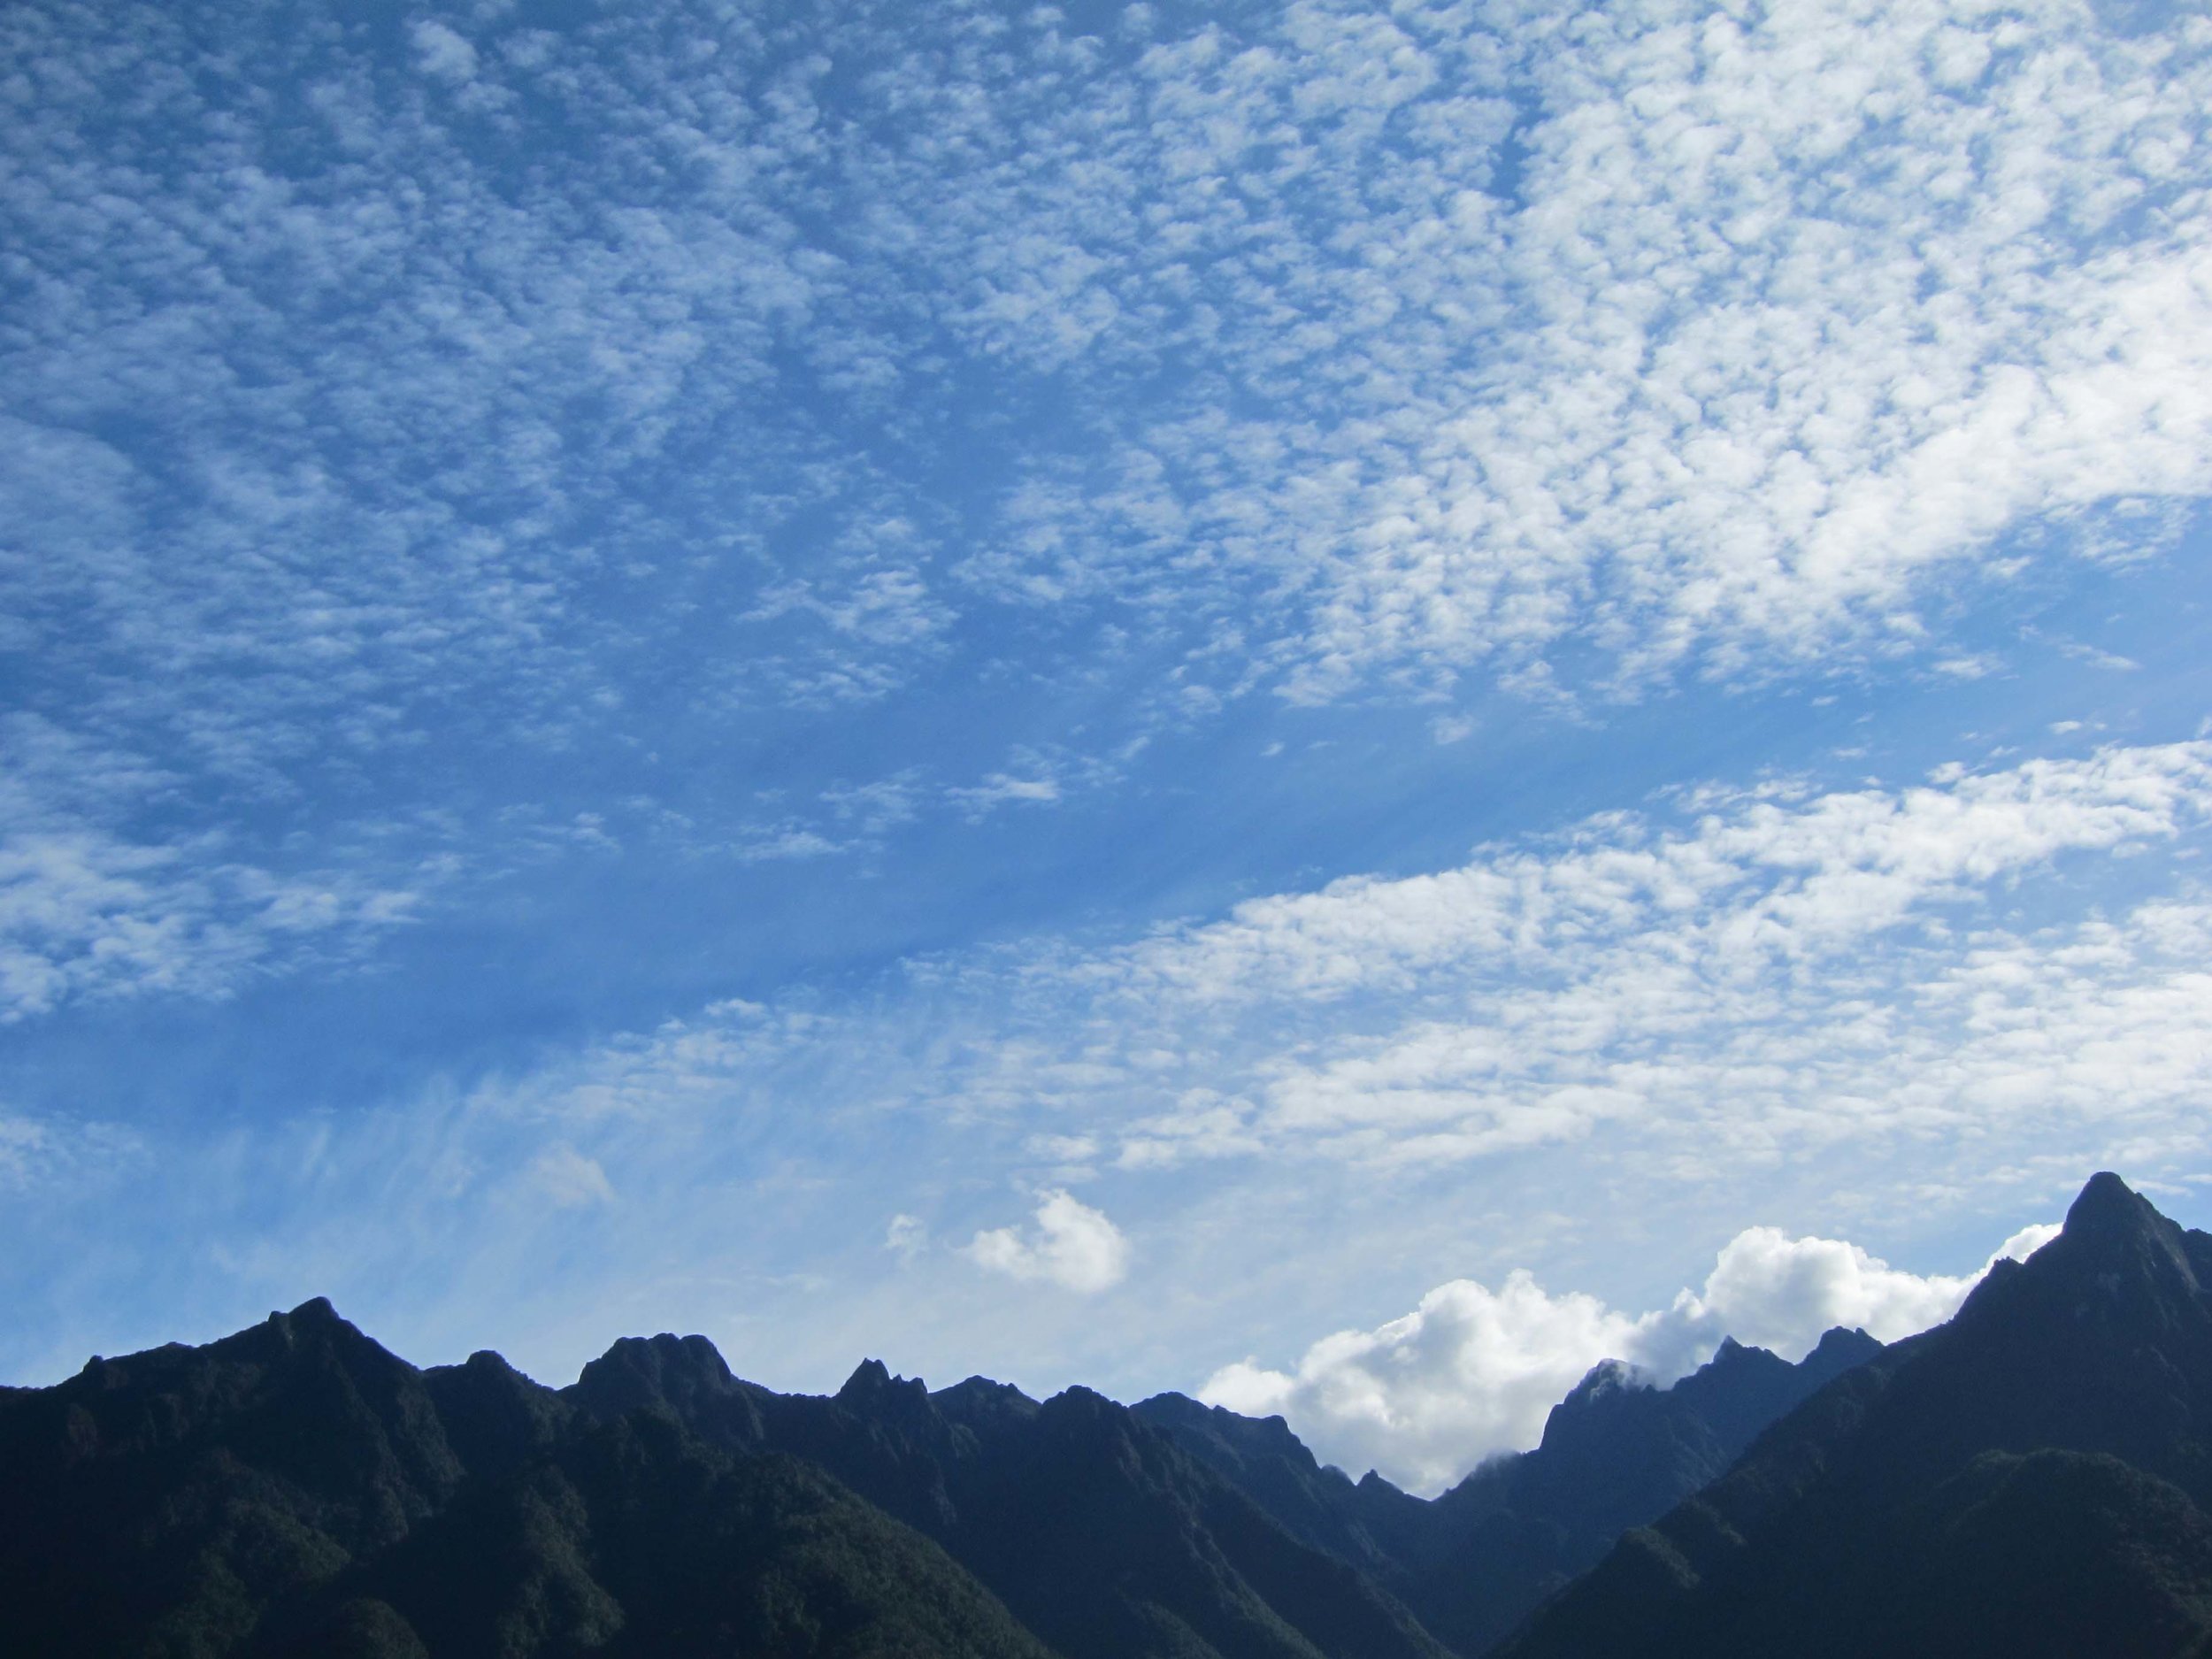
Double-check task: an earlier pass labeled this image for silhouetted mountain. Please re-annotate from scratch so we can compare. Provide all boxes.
[1135,1324,1880,1652]
[10,1176,2192,1656]
[1131,1389,1438,1583]
[0,1303,1452,1657]
[0,1299,1048,1658]
[564,1337,1451,1659]
[1500,1172,2212,1659]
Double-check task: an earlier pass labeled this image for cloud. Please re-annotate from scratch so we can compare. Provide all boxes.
[0,718,432,1021]
[925,0,2212,697]
[526,1144,616,1209]
[1115,1093,1264,1171]
[1202,1270,1647,1494]
[884,1213,928,1260]
[7,0,2200,829]
[0,1110,145,1194]
[1201,1216,2061,1494]
[944,746,1126,823]
[995,740,2212,1175]
[965,1190,1131,1294]
[4,0,2208,1045]
[730,827,845,864]
[1650,1220,2062,1373]
[1112,741,2212,1008]
[952,774,1064,814]
[420,737,2212,1216]
[408,20,478,82]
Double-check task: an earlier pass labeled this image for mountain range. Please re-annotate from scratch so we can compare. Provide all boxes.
[2,1172,2204,1656]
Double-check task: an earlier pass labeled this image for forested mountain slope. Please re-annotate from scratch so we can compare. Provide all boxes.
[1502,1173,2212,1659]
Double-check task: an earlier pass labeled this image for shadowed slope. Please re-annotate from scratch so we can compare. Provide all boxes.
[1134,1325,1880,1652]
[566,1341,1452,1659]
[1502,1173,2212,1659]
[0,1302,1050,1658]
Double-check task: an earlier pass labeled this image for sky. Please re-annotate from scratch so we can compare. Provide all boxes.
[4,0,2212,1493]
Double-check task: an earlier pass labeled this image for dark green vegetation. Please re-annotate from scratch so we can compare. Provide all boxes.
[5,1174,2206,1657]
[0,1294,1859,1659]
[1501,1173,2212,1659]
[1133,1326,1878,1653]
[0,1310,1054,1659]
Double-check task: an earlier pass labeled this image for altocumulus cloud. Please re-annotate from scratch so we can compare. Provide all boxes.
[966,1191,1132,1294]
[2,0,2210,1417]
[0,732,2192,1398]
[1202,1220,2062,1494]
[0,0,2203,1088]
[195,734,2208,1394]
[1069,741,2212,1175]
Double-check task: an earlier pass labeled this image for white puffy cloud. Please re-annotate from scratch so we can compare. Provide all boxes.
[1655,1220,2063,1367]
[1204,1271,1647,1495]
[1202,1217,2062,1494]
[966,1190,1132,1294]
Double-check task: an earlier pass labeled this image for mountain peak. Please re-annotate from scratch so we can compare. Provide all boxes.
[1798,1325,1884,1386]
[236,1295,387,1363]
[595,1331,733,1379]
[838,1356,893,1397]
[1952,1171,2202,1337]
[2043,1169,2205,1307]
[1563,1357,1646,1406]
[2063,1171,2154,1240]
[932,1374,1040,1426]
[1809,1325,1879,1360]
[567,1332,746,1425]
[837,1357,931,1411]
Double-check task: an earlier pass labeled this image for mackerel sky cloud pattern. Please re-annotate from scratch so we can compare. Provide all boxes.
[3,0,2210,1486]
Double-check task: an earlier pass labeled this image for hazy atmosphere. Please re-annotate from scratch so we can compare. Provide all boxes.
[5,0,2210,1496]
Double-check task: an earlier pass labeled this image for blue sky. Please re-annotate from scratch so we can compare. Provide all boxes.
[5,0,2212,1490]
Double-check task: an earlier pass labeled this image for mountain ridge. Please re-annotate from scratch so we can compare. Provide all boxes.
[13,1173,2199,1657]
[1499,1171,2212,1659]
[0,1290,1874,1657]
[1132,1318,1882,1652]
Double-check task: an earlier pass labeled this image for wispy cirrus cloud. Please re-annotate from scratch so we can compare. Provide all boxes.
[0,1109,144,1194]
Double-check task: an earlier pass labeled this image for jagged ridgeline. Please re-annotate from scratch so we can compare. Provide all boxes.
[3,1174,2208,1658]
[1498,1172,2212,1659]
